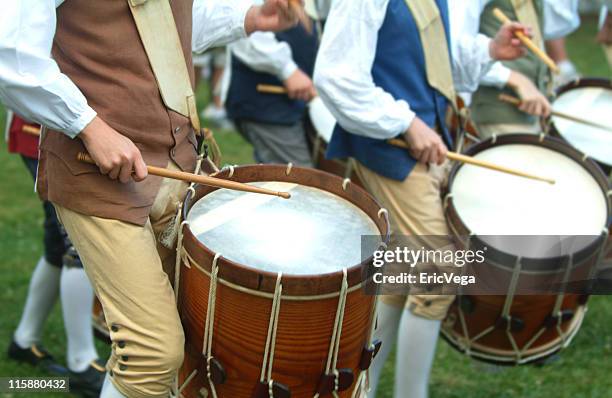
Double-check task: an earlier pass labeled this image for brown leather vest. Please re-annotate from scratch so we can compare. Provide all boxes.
[38,0,197,226]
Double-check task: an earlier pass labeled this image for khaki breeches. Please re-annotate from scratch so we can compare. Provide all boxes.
[476,122,541,140]
[55,163,188,398]
[355,161,455,320]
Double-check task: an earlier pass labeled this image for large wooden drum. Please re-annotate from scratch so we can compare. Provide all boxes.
[176,165,389,397]
[442,134,611,365]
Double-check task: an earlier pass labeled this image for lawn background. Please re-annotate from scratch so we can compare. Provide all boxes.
[0,17,610,398]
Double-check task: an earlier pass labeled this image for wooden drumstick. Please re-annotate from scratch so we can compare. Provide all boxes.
[388,139,556,185]
[257,84,288,95]
[76,152,292,199]
[22,125,41,137]
[492,8,560,74]
[499,94,612,133]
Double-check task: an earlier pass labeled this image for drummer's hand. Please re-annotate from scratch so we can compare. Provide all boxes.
[284,69,317,102]
[490,22,531,61]
[507,71,551,117]
[245,0,300,34]
[79,116,148,183]
[404,117,448,165]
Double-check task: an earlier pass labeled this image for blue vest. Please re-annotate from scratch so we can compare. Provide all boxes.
[326,0,453,181]
[226,24,319,125]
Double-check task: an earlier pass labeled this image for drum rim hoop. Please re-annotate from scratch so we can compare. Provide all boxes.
[440,302,587,365]
[550,77,612,169]
[444,133,611,273]
[181,164,391,296]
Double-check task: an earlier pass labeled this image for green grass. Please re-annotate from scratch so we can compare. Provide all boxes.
[0,19,610,398]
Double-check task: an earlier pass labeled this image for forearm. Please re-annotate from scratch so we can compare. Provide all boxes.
[192,0,253,53]
[230,33,297,80]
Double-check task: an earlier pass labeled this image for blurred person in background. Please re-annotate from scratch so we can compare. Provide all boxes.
[223,0,323,167]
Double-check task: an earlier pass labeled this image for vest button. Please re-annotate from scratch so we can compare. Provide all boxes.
[174,126,181,134]
[171,149,176,157]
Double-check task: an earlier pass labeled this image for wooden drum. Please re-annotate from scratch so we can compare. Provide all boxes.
[442,134,611,365]
[176,165,389,397]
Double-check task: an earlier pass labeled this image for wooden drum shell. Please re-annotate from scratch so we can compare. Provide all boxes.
[178,165,389,397]
[442,134,611,365]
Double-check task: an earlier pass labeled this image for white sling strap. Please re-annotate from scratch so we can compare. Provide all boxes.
[127,0,201,133]
[404,0,457,105]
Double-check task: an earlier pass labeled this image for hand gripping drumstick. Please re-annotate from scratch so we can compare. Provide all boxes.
[77,152,292,199]
[492,8,560,75]
[499,94,612,133]
[387,139,556,185]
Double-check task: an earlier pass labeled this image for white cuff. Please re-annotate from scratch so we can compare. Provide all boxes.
[279,61,298,81]
[68,107,97,139]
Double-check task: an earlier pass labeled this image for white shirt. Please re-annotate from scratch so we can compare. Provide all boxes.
[313,0,496,140]
[0,0,253,138]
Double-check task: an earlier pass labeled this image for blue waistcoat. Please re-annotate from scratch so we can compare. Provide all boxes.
[326,0,453,181]
[225,24,319,126]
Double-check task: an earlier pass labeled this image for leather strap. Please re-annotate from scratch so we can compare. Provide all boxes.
[404,0,456,105]
[511,0,543,49]
[127,0,201,133]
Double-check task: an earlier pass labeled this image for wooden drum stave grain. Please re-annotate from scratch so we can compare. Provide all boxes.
[177,165,389,398]
[442,134,611,365]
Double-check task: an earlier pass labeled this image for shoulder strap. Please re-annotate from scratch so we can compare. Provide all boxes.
[127,0,201,133]
[510,0,543,49]
[404,0,456,105]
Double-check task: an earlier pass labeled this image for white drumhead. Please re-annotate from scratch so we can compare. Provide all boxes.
[552,86,612,167]
[451,144,607,255]
[309,97,336,143]
[186,182,379,275]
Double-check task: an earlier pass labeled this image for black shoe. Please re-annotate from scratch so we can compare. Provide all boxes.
[68,360,106,398]
[7,340,68,375]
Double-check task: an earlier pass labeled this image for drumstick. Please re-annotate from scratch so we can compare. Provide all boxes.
[387,139,556,185]
[492,8,560,74]
[76,152,292,199]
[499,94,612,132]
[22,125,41,137]
[257,84,288,95]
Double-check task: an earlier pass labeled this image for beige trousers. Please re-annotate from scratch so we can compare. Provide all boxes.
[355,161,455,320]
[54,163,188,398]
[476,122,541,140]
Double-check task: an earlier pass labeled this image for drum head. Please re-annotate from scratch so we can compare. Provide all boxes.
[308,97,336,143]
[450,142,608,257]
[552,84,612,167]
[186,181,379,275]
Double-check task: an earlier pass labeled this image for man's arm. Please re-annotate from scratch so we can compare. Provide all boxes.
[231,32,316,101]
[0,0,96,138]
[0,0,147,182]
[450,0,531,93]
[313,0,416,141]
[192,0,300,54]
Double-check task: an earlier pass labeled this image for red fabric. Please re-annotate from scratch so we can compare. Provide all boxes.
[7,114,40,159]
